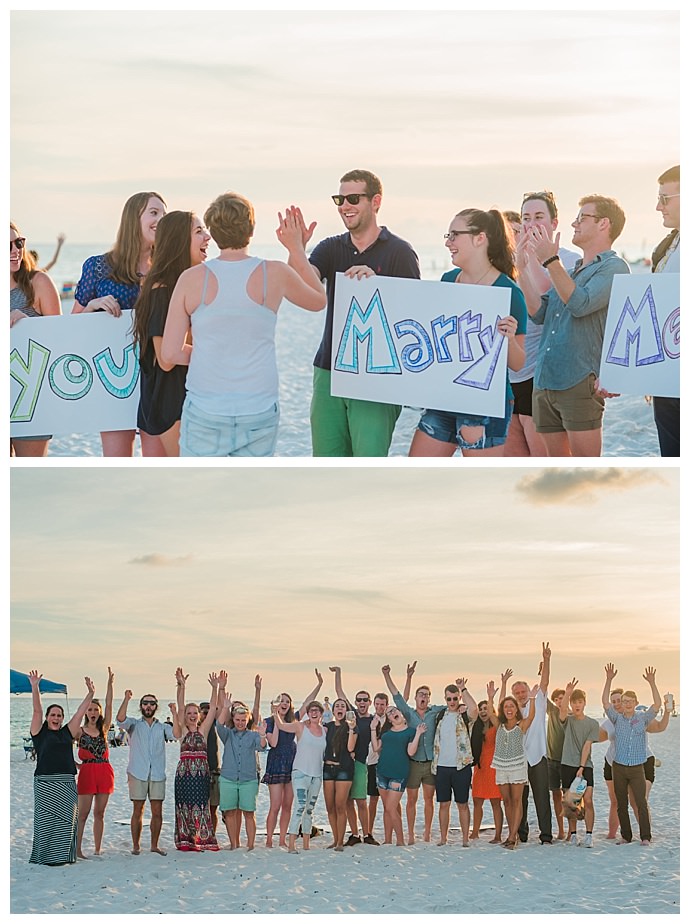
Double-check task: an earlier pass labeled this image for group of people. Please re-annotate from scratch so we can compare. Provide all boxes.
[27,647,672,865]
[10,165,680,458]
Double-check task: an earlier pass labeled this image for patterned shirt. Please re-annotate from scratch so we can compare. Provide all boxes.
[605,705,656,766]
[74,253,141,312]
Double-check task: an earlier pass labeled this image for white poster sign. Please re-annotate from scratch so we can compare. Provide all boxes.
[599,273,680,398]
[331,274,511,416]
[10,313,139,437]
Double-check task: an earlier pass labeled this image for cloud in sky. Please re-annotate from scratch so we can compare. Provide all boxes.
[515,468,666,505]
[128,553,194,567]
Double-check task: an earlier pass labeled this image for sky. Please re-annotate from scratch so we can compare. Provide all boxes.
[10,466,679,711]
[10,7,680,260]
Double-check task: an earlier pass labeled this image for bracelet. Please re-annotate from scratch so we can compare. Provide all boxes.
[460,687,467,693]
[542,255,559,268]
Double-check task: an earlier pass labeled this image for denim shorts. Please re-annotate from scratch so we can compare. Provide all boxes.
[180,396,279,457]
[417,393,512,450]
[323,763,354,783]
[376,773,407,792]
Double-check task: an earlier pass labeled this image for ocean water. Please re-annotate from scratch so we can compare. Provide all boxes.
[24,243,660,458]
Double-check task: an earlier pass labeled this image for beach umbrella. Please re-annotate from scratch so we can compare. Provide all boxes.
[10,669,68,696]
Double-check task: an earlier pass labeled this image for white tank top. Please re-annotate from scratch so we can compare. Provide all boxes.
[186,257,278,416]
[293,724,327,777]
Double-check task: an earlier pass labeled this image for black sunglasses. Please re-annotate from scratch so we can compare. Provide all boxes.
[11,238,26,252]
[141,700,158,706]
[332,194,371,206]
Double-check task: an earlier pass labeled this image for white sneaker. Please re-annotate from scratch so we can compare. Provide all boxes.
[569,833,579,846]
[583,833,593,848]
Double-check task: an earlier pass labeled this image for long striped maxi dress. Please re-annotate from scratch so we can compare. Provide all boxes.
[30,725,79,865]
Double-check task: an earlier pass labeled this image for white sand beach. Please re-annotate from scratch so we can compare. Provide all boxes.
[10,719,679,915]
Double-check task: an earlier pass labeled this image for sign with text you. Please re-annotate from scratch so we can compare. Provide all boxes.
[331,274,510,416]
[10,313,139,437]
[599,273,679,398]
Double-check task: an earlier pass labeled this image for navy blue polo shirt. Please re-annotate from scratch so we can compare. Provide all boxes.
[309,227,420,370]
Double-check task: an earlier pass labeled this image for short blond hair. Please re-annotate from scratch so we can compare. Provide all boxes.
[204,192,255,250]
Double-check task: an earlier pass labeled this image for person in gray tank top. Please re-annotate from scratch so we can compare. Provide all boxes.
[161,193,326,457]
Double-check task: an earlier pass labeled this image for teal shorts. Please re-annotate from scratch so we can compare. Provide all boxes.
[219,777,259,812]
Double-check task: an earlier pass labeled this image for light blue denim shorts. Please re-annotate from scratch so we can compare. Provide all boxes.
[417,393,513,450]
[180,396,279,457]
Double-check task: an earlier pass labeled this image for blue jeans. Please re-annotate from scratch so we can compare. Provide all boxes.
[288,771,322,836]
[180,396,279,457]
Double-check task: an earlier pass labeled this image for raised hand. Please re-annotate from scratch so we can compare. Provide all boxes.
[218,670,228,689]
[643,666,657,685]
[487,680,497,700]
[604,662,617,682]
[85,676,95,696]
[257,720,268,736]
[169,702,177,713]
[565,677,579,694]
[315,669,323,685]
[176,667,188,686]
[208,672,219,688]
[456,677,468,691]
[406,661,417,677]
[530,684,540,698]
[542,641,551,661]
[501,668,513,685]
[255,674,262,691]
[329,666,341,674]
[28,669,42,688]
[124,689,133,701]
[381,664,391,676]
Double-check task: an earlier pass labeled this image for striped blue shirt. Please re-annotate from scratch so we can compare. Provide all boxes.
[605,705,656,766]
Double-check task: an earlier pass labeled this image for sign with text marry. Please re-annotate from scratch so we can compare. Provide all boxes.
[10,313,139,437]
[599,273,680,398]
[331,274,510,416]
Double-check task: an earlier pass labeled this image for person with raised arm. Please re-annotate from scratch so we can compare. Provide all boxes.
[328,665,380,845]
[117,685,176,856]
[381,662,443,843]
[488,683,538,849]
[601,663,661,845]
[558,678,607,847]
[500,642,554,844]
[370,705,425,845]
[320,697,357,850]
[469,683,504,844]
[431,679,479,847]
[29,671,95,865]
[75,667,115,858]
[169,668,223,851]
[273,699,327,854]
[215,690,268,851]
[161,196,325,457]
[263,669,323,847]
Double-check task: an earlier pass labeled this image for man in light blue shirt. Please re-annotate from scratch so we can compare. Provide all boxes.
[117,690,175,855]
[518,194,630,457]
[601,662,661,845]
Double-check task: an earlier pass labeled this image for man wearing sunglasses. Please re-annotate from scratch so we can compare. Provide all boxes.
[305,169,420,456]
[117,690,175,856]
[517,195,629,456]
[649,165,680,456]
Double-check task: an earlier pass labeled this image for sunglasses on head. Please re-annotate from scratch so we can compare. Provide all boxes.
[11,238,26,252]
[332,193,371,206]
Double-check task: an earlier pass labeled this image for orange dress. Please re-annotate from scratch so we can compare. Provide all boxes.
[471,725,501,799]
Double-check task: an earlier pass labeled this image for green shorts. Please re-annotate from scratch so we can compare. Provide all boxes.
[219,777,259,812]
[350,760,368,800]
[310,367,401,457]
[406,759,435,790]
[533,373,605,433]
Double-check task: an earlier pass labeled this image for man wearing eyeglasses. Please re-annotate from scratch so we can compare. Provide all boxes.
[304,169,420,456]
[117,690,175,856]
[507,192,579,456]
[518,195,630,456]
[650,165,680,456]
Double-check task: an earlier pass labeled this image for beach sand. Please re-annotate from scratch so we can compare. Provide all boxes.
[10,719,679,914]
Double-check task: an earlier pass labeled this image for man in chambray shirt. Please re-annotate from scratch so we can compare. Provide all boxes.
[117,690,175,856]
[518,194,630,457]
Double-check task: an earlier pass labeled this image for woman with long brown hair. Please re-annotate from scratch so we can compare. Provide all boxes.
[10,221,61,457]
[131,211,210,456]
[409,208,527,458]
[75,668,115,858]
[72,191,167,456]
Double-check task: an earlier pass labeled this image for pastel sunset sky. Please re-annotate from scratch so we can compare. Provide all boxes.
[11,466,679,710]
[11,7,679,260]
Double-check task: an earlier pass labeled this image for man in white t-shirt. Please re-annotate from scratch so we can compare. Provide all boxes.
[501,642,554,844]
